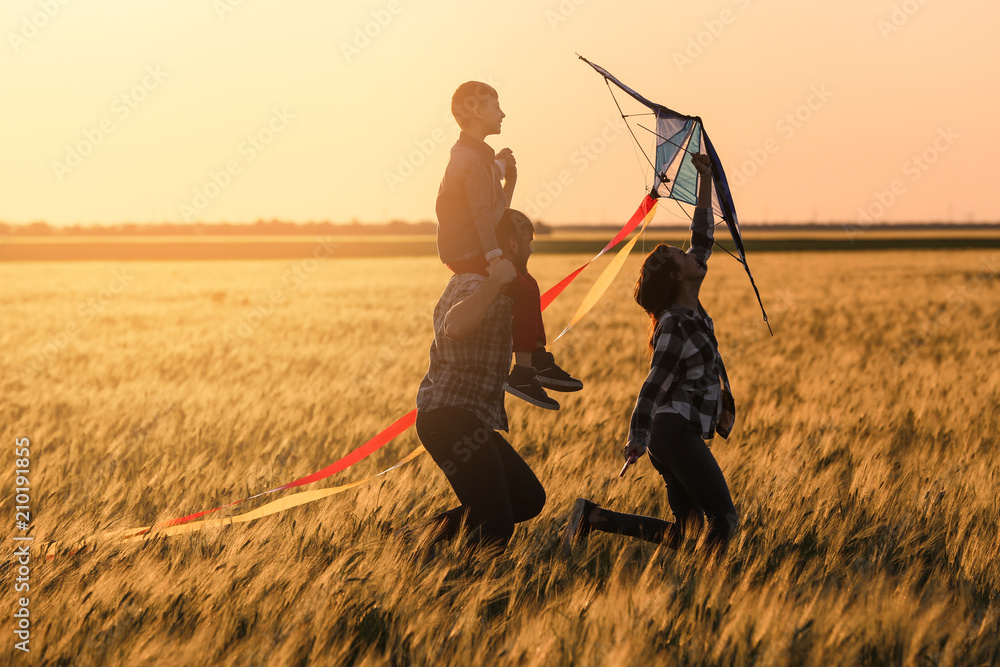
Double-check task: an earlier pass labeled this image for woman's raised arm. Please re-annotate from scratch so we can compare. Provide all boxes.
[689,153,715,267]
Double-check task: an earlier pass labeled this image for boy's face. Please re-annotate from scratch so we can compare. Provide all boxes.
[479,95,505,136]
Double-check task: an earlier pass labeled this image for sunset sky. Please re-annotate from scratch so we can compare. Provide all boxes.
[4,0,998,226]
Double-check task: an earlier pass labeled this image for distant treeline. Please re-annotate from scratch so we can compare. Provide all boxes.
[0,220,441,236]
[1,220,996,236]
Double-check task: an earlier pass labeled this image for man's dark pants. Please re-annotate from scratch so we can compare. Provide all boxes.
[416,406,545,550]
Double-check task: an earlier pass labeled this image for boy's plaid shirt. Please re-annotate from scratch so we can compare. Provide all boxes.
[628,207,736,449]
[416,273,512,432]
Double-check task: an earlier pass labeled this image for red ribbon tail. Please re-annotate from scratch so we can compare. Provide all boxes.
[540,195,655,311]
[280,410,417,489]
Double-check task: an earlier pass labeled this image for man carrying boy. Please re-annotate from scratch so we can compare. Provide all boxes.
[415,209,547,553]
[435,81,582,410]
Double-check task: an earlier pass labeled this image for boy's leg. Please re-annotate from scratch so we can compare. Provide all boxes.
[508,271,546,359]
[503,272,560,410]
[415,407,521,550]
[526,272,546,350]
[518,271,583,392]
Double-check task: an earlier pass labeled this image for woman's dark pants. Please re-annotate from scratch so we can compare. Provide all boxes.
[596,413,738,551]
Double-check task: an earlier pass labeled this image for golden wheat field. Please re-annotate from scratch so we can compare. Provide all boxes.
[2,246,999,666]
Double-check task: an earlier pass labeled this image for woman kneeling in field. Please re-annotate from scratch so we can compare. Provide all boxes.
[564,153,739,554]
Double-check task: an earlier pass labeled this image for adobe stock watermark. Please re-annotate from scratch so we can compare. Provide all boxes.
[552,268,633,363]
[727,288,799,362]
[436,427,494,478]
[384,74,501,193]
[892,255,998,366]
[352,311,430,395]
[544,0,590,30]
[109,399,183,451]
[673,0,752,72]
[222,237,338,346]
[179,107,294,221]
[878,0,930,40]
[384,119,455,193]
[728,85,833,189]
[214,0,249,21]
[522,116,627,220]
[340,0,405,63]
[18,267,135,382]
[8,0,72,53]
[844,126,958,241]
[51,65,168,183]
[13,437,33,653]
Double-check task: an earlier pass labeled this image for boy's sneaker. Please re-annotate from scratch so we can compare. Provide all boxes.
[532,348,583,392]
[504,365,560,410]
[563,498,599,555]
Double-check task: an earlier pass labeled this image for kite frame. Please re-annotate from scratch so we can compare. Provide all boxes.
[578,55,770,333]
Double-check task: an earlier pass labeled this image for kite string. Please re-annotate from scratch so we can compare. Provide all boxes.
[667,195,773,337]
[605,79,659,182]
[638,202,647,386]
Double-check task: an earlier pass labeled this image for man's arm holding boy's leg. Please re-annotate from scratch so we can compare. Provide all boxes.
[444,259,517,342]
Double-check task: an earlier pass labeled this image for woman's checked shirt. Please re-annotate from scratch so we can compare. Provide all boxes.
[627,207,736,450]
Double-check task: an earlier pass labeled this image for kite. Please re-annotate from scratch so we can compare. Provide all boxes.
[579,56,770,332]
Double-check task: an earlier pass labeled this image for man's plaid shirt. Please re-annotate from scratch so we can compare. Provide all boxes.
[628,207,736,450]
[416,273,512,431]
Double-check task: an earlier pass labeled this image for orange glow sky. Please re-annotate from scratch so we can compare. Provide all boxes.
[4,0,998,226]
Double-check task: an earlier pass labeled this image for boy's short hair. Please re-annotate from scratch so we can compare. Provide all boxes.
[451,81,498,130]
[497,208,534,246]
